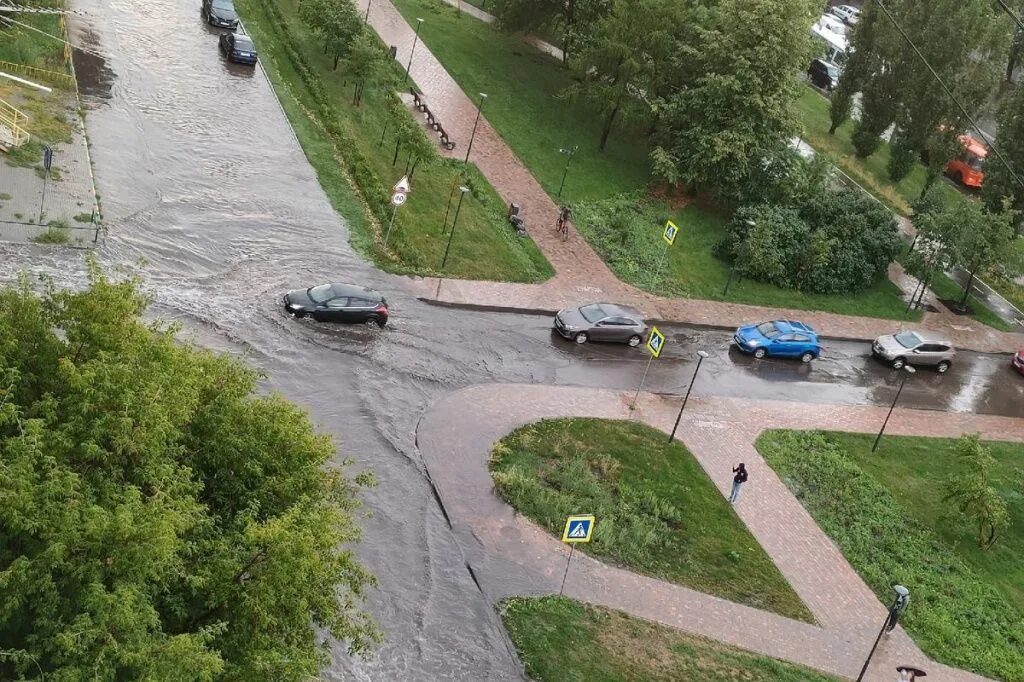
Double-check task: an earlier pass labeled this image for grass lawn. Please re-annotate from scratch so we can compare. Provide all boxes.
[390,0,651,203]
[576,197,920,321]
[500,596,839,682]
[758,430,1024,680]
[794,88,963,217]
[490,418,811,621]
[236,0,552,282]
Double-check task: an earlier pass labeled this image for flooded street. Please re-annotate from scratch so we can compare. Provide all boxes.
[0,0,1022,677]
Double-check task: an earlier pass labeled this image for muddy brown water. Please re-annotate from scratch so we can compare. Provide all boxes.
[0,0,1021,677]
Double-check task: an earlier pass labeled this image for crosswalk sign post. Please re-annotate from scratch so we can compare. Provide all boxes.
[631,326,665,411]
[656,220,678,287]
[559,514,595,596]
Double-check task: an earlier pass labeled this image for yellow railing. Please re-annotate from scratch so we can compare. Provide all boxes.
[0,98,30,148]
[0,60,74,88]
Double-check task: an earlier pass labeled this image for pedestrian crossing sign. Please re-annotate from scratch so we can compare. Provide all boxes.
[662,220,679,246]
[646,326,665,358]
[561,514,595,543]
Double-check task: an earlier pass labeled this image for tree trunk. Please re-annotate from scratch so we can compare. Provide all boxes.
[1007,39,1021,84]
[409,158,419,179]
[353,82,360,106]
[828,121,840,135]
[334,54,340,70]
[562,0,574,64]
[393,139,402,166]
[958,269,975,309]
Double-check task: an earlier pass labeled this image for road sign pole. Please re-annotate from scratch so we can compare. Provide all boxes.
[38,172,48,225]
[558,544,575,597]
[384,202,399,246]
[630,353,655,412]
[657,242,670,286]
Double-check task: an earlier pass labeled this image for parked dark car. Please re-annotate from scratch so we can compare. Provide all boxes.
[808,58,841,92]
[553,303,647,346]
[283,283,388,327]
[203,0,238,28]
[219,32,258,65]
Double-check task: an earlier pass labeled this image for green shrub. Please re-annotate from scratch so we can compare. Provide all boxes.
[887,131,917,183]
[32,226,70,244]
[758,431,1024,680]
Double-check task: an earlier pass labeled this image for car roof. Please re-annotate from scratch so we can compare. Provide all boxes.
[769,319,817,336]
[904,330,951,345]
[586,302,644,319]
[328,283,383,299]
[235,34,253,43]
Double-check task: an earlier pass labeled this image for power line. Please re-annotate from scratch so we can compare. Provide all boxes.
[993,0,1024,33]
[872,0,1024,193]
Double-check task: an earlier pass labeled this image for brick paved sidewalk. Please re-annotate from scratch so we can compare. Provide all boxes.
[367,0,1020,354]
[417,384,1023,680]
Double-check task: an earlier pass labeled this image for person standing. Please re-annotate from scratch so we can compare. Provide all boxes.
[729,463,748,504]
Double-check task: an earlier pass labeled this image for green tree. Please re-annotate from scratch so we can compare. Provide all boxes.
[651,0,818,196]
[299,0,364,70]
[840,0,1011,168]
[0,265,379,680]
[565,0,681,151]
[887,128,916,182]
[491,0,609,64]
[944,434,1010,550]
[982,83,1024,227]
[341,29,386,106]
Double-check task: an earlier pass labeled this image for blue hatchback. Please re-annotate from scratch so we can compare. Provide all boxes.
[733,320,821,362]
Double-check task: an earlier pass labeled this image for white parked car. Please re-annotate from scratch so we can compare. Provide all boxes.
[828,4,861,25]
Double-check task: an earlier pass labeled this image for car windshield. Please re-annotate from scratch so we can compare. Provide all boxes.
[579,304,607,323]
[968,155,984,171]
[235,36,253,49]
[894,331,922,348]
[212,0,234,9]
[308,284,333,304]
[756,322,779,337]
[826,64,840,78]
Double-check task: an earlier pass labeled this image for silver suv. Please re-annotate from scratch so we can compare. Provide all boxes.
[872,330,955,373]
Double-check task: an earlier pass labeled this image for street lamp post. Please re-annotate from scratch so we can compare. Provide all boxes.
[668,350,709,443]
[364,0,371,22]
[557,145,578,198]
[404,18,424,83]
[856,585,911,682]
[464,92,488,164]
[872,365,915,452]
[441,186,470,269]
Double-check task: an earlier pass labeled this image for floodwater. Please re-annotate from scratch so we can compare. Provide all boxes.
[0,0,1022,677]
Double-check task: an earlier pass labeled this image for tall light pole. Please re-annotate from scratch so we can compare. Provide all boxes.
[464,92,488,164]
[364,0,371,22]
[557,145,578,197]
[441,186,470,269]
[668,350,709,443]
[404,18,424,83]
[872,365,915,453]
[856,585,911,682]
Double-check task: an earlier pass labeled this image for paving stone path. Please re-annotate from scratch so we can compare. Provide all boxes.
[366,0,1023,353]
[417,384,1023,680]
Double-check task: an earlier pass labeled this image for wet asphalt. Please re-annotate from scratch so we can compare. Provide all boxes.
[0,0,1021,677]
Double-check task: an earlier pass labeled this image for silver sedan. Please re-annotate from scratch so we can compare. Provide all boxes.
[553,303,648,346]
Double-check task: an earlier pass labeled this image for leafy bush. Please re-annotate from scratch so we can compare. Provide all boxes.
[721,189,900,294]
[851,121,883,159]
[758,431,1024,680]
[887,130,917,182]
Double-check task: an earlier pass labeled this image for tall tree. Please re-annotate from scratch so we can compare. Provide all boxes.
[0,265,379,680]
[299,0,364,70]
[341,29,386,106]
[564,0,682,151]
[944,434,1010,551]
[838,0,1011,169]
[651,0,819,197]
[982,83,1024,227]
[491,0,609,64]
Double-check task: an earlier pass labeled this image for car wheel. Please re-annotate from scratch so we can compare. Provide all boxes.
[936,360,951,374]
[574,332,589,345]
[891,357,906,370]
[753,348,767,359]
[800,351,815,363]
[954,172,964,185]
[627,334,641,347]
[365,316,383,329]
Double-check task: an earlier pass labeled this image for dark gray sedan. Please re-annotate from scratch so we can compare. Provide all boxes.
[553,303,648,346]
